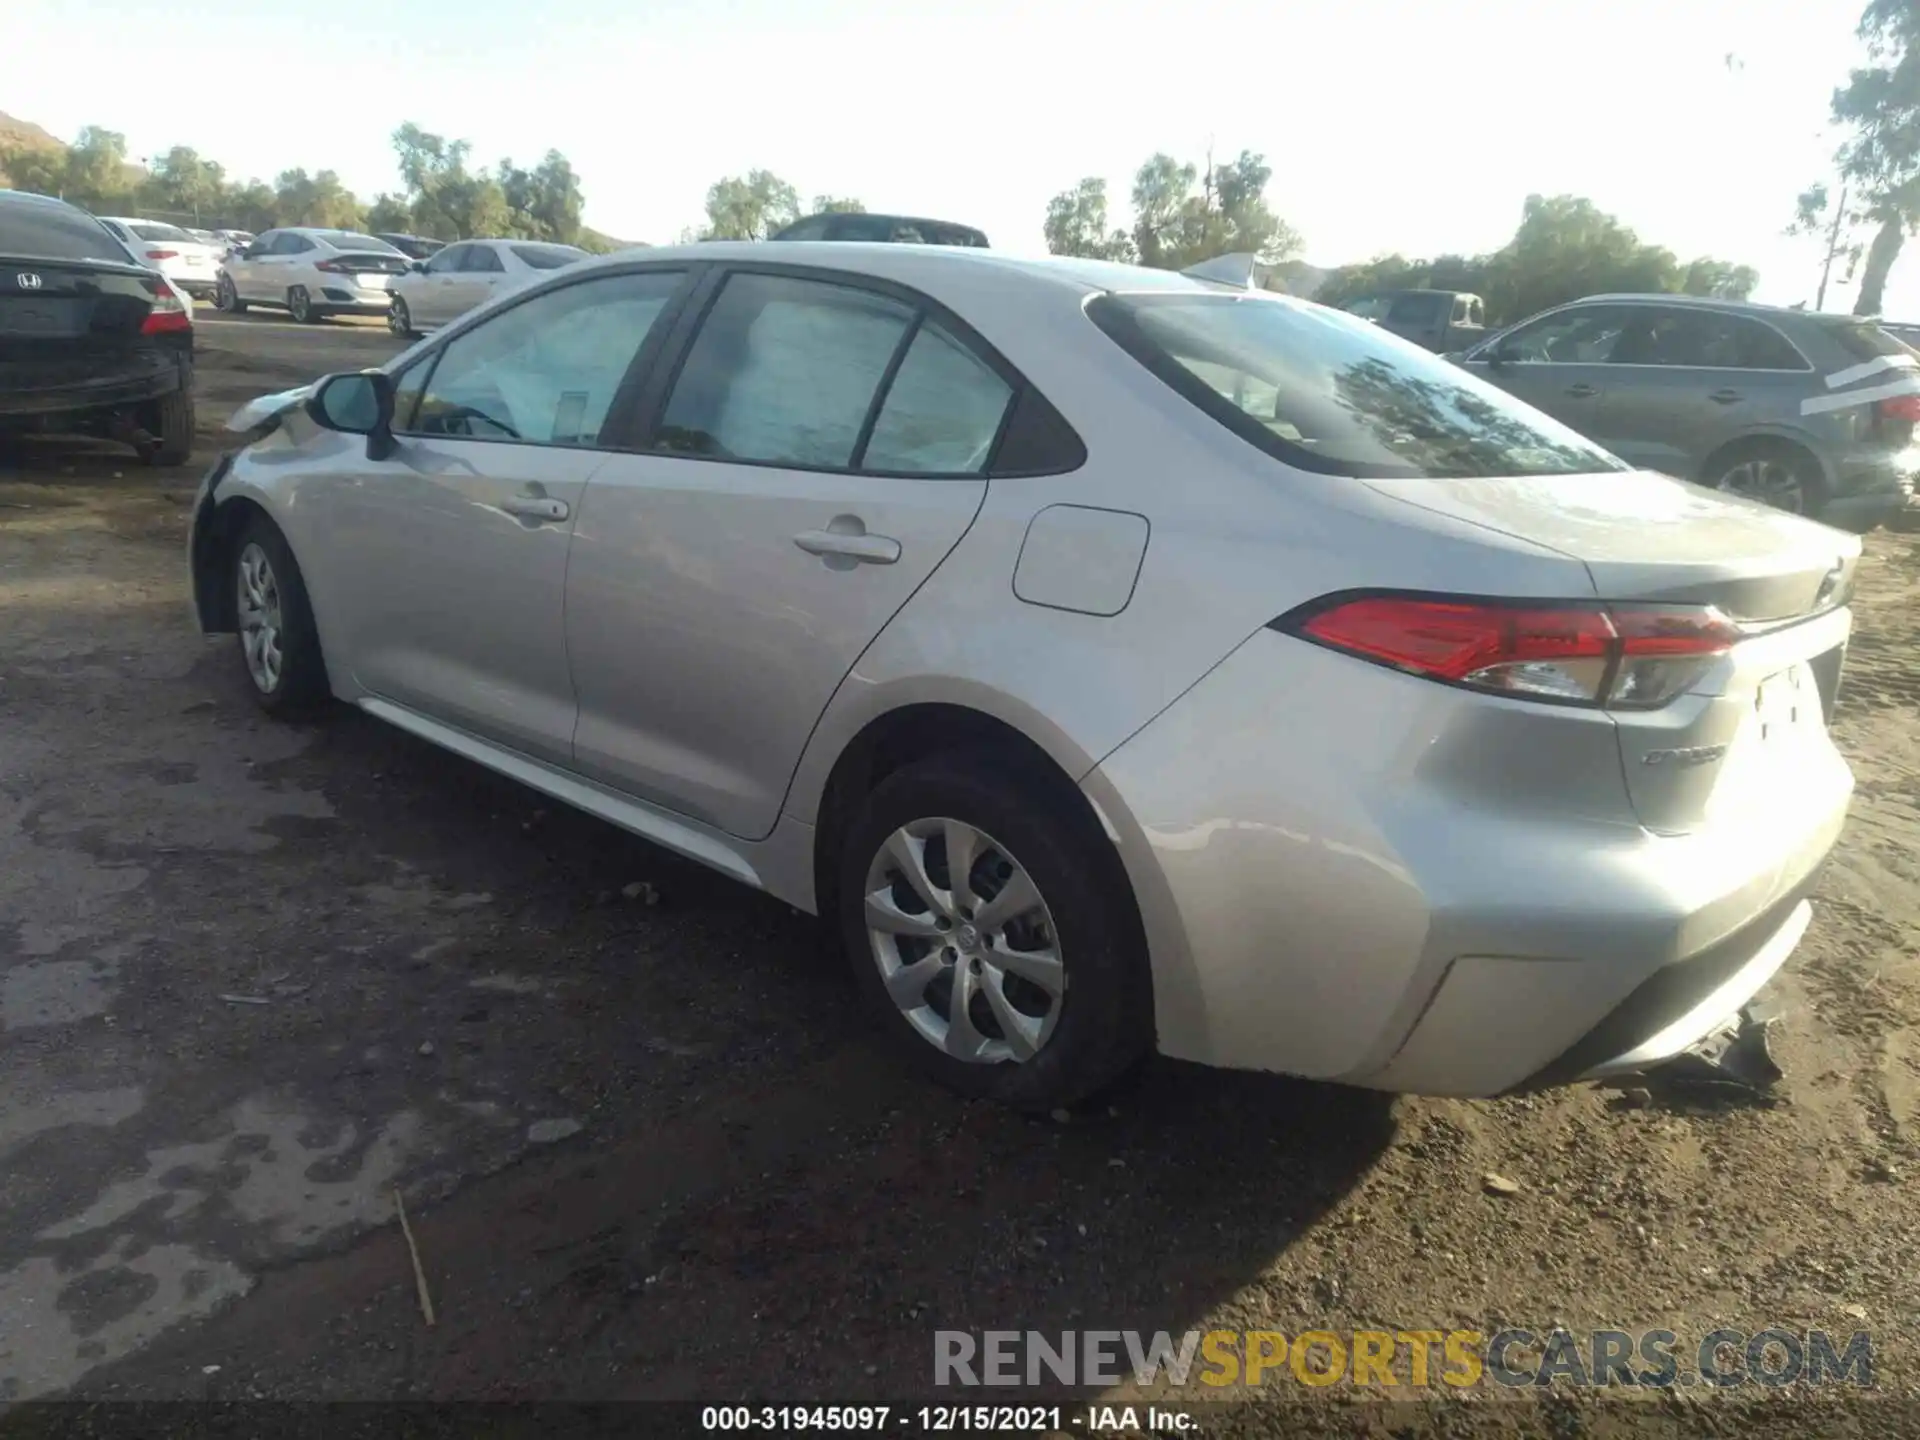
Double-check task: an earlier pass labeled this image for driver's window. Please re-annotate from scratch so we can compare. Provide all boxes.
[427,245,466,273]
[466,246,505,273]
[403,269,685,447]
[1499,306,1633,364]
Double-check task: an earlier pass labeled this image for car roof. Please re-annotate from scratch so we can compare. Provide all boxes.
[1573,292,1838,322]
[597,240,1246,302]
[0,188,85,211]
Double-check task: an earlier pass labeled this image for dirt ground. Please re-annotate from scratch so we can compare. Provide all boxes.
[3,313,1920,1435]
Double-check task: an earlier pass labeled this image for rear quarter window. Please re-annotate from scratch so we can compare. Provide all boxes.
[1820,320,1913,363]
[1089,291,1627,480]
[0,201,134,264]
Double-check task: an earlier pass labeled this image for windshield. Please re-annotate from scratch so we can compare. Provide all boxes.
[1088,291,1627,480]
[130,222,193,242]
[316,231,401,253]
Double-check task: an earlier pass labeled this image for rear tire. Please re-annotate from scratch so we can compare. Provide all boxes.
[231,514,330,717]
[835,752,1153,1111]
[214,273,246,314]
[145,389,195,467]
[1703,439,1827,517]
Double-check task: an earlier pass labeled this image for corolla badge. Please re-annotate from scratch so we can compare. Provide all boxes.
[15,272,43,289]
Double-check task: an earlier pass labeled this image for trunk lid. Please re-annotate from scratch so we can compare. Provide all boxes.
[0,256,156,345]
[1365,468,1858,835]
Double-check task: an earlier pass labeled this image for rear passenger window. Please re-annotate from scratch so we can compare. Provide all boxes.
[1627,311,1808,370]
[863,323,1013,474]
[655,273,915,468]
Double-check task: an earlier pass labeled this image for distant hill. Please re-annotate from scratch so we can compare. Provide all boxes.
[0,109,62,153]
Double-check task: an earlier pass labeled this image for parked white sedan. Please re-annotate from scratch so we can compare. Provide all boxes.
[214,228,412,323]
[386,238,587,336]
[96,217,225,300]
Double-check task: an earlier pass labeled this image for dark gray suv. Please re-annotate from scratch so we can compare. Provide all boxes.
[1456,294,1917,532]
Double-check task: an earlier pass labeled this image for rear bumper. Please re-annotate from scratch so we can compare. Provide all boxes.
[1084,627,1854,1097]
[0,354,189,420]
[317,287,394,313]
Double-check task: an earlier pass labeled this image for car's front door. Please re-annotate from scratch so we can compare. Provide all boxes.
[456,243,508,318]
[1462,303,1640,438]
[1594,307,1815,476]
[566,267,1009,839]
[228,231,278,300]
[305,267,692,763]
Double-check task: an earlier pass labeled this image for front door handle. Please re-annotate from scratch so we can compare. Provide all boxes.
[501,495,569,523]
[793,527,901,565]
[1565,383,1598,399]
[1709,389,1744,405]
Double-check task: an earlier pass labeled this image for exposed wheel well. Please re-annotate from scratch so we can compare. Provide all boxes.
[193,496,274,632]
[810,704,1115,917]
[1697,434,1825,489]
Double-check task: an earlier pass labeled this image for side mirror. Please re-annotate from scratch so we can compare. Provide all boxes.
[410,260,427,273]
[306,370,397,459]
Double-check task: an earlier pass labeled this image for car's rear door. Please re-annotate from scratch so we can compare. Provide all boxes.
[565,265,1008,839]
[302,266,694,765]
[1595,307,1815,477]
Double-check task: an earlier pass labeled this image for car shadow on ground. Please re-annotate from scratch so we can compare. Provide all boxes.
[66,670,1401,1401]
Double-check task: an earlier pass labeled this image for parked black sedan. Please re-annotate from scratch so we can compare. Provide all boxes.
[0,190,196,466]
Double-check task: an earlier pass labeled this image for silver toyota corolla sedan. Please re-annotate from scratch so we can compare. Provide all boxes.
[187,242,1859,1110]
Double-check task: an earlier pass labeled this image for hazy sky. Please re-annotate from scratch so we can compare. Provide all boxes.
[7,0,1902,312]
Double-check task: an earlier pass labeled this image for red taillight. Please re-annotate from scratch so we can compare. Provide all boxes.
[1281,595,1738,709]
[314,259,349,273]
[140,277,193,334]
[144,248,179,261]
[1876,393,1920,423]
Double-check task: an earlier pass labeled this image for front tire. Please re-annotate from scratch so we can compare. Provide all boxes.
[389,297,416,338]
[214,274,247,314]
[836,754,1153,1110]
[232,515,330,717]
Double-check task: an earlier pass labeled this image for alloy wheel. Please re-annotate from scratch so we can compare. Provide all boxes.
[288,287,309,323]
[388,298,411,336]
[863,817,1065,1064]
[236,542,285,695]
[1715,458,1805,513]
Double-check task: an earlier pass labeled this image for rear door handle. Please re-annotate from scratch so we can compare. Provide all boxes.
[501,495,569,523]
[1565,383,1597,399]
[793,527,901,565]
[1709,389,1744,405]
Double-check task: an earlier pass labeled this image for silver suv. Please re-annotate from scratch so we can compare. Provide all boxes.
[1456,294,1918,532]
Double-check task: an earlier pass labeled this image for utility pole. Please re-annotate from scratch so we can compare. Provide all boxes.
[1816,180,1850,311]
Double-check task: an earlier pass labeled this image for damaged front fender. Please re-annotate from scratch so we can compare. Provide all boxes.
[226,384,312,433]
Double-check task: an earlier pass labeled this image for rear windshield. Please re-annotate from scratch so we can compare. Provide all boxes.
[315,231,400,253]
[130,222,193,242]
[511,243,586,270]
[1089,292,1627,480]
[1822,319,1913,362]
[0,200,134,265]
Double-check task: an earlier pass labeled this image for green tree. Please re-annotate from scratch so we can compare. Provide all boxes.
[141,146,227,225]
[0,142,66,197]
[1042,177,1135,261]
[1126,149,1302,270]
[1818,0,1920,314]
[62,126,135,211]
[810,195,865,214]
[365,192,414,233]
[700,169,801,239]
[500,150,586,242]
[226,181,280,234]
[272,168,364,229]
